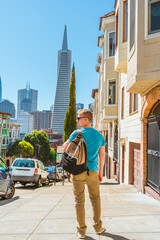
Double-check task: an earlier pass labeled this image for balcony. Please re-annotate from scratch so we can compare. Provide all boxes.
[126,0,160,95]
[114,0,128,74]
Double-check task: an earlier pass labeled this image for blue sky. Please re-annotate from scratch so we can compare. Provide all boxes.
[0,0,114,111]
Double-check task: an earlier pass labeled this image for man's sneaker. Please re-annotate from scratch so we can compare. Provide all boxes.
[96,227,106,234]
[76,231,85,239]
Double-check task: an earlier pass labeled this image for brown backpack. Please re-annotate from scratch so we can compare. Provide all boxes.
[61,130,89,175]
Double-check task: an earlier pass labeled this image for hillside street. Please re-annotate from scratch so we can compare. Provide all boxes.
[0,179,160,240]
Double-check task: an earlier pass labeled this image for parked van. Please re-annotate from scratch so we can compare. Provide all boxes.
[11,158,49,188]
[0,158,15,200]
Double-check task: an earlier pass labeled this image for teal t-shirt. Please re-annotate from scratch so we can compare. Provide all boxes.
[68,128,105,173]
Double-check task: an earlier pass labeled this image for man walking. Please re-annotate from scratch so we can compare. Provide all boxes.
[63,109,106,239]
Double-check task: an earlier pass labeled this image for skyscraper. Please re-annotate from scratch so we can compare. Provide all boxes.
[0,77,2,101]
[17,83,38,115]
[51,25,71,136]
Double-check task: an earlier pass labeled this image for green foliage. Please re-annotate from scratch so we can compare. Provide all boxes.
[7,140,21,157]
[24,130,50,163]
[64,64,77,142]
[48,148,56,161]
[18,140,34,158]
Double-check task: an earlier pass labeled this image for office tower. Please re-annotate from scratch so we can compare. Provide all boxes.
[17,83,38,115]
[0,78,15,117]
[0,100,15,118]
[51,25,71,136]
[76,103,84,113]
[17,110,34,139]
[30,110,52,131]
[88,103,93,127]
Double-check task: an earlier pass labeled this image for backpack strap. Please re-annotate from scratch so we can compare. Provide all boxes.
[77,129,89,176]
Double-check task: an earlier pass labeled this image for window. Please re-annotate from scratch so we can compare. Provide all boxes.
[109,123,113,148]
[121,87,124,119]
[109,32,115,56]
[2,136,6,145]
[148,0,160,34]
[108,80,116,104]
[130,0,136,51]
[116,11,119,49]
[130,93,138,113]
[3,120,6,129]
[123,1,128,41]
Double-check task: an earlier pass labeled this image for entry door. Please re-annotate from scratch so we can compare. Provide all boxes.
[147,116,160,194]
[122,145,125,183]
[134,149,141,191]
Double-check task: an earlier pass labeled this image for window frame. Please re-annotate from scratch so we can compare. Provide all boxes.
[129,93,138,114]
[108,31,116,57]
[107,79,116,105]
[123,0,128,42]
[148,0,160,35]
[115,9,119,50]
[129,0,136,51]
[121,87,124,119]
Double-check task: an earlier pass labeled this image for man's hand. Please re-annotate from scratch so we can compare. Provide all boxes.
[98,171,103,182]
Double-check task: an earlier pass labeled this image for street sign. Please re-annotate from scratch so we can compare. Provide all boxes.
[56,153,62,163]
[57,146,63,154]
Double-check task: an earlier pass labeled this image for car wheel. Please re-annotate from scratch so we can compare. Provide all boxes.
[2,184,15,200]
[45,177,50,186]
[35,178,42,188]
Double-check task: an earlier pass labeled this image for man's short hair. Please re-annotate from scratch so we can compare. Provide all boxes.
[77,109,93,122]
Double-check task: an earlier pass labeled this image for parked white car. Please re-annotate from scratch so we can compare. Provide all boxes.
[11,158,49,187]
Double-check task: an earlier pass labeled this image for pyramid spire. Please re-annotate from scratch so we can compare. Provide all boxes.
[62,25,68,50]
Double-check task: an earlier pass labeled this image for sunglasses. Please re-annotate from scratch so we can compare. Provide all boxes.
[77,117,87,121]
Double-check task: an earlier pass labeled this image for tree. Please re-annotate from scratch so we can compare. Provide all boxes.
[7,140,21,157]
[64,64,77,142]
[18,140,34,158]
[48,148,56,162]
[24,130,50,163]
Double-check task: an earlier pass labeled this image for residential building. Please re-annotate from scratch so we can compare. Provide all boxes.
[92,89,98,130]
[43,129,63,150]
[97,10,119,180]
[0,112,12,159]
[94,0,160,200]
[51,25,71,137]
[30,110,52,131]
[9,122,21,143]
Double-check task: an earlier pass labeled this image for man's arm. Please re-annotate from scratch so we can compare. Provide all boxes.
[98,146,105,182]
[62,141,70,152]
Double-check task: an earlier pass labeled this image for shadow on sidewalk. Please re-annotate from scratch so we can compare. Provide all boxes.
[100,182,119,186]
[0,196,19,206]
[101,232,130,240]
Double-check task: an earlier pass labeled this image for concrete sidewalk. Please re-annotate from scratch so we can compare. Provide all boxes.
[0,178,160,240]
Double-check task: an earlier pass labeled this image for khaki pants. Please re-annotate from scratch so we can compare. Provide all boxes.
[71,170,102,234]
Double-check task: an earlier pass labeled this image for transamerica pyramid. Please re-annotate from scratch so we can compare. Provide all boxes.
[51,25,71,137]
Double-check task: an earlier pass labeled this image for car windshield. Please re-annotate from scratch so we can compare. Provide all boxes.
[13,159,35,168]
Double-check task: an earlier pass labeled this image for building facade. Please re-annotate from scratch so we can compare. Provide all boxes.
[17,111,34,139]
[43,129,63,150]
[9,122,21,144]
[51,25,71,137]
[0,100,15,118]
[94,0,160,200]
[0,112,11,159]
[30,110,52,131]
[17,83,38,116]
